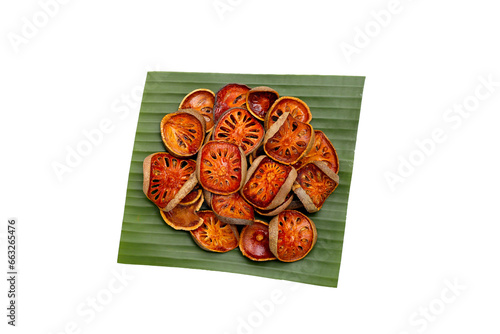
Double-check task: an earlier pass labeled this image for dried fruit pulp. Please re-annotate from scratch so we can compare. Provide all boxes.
[273,210,316,262]
[160,195,204,231]
[293,130,339,173]
[198,142,243,195]
[240,221,275,261]
[213,108,264,155]
[162,113,204,156]
[247,91,278,120]
[147,153,196,209]
[242,157,292,209]
[212,192,254,223]
[266,97,311,129]
[180,90,215,131]
[191,211,239,252]
[296,163,338,209]
[213,84,250,121]
[265,113,313,165]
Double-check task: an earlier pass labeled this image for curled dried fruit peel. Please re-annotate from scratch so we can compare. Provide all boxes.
[246,86,279,121]
[239,220,276,261]
[143,152,198,212]
[213,107,265,155]
[269,210,317,262]
[241,155,297,211]
[264,112,315,165]
[160,194,204,231]
[292,161,339,213]
[179,89,215,132]
[196,141,247,195]
[160,109,206,158]
[254,192,294,217]
[190,210,239,253]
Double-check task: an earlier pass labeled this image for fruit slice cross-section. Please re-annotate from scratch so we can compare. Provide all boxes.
[292,161,339,213]
[241,155,297,210]
[293,130,339,173]
[213,107,264,155]
[269,210,317,262]
[160,109,206,157]
[211,192,255,225]
[143,152,198,212]
[190,210,239,252]
[196,141,247,195]
[264,96,312,129]
[246,86,279,121]
[159,194,204,231]
[239,221,276,261]
[213,83,250,122]
[179,89,215,132]
[264,112,314,165]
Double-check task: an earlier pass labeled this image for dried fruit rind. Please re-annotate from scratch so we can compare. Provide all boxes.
[190,210,239,253]
[239,220,276,261]
[269,210,317,262]
[143,152,198,212]
[161,109,206,157]
[241,155,297,210]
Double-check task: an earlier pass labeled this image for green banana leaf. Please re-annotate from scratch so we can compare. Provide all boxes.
[117,71,365,287]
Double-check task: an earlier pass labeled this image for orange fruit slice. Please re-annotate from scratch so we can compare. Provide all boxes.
[239,221,276,261]
[264,96,312,129]
[142,152,198,212]
[211,192,254,225]
[292,161,339,213]
[269,210,317,262]
[213,83,250,122]
[160,109,206,157]
[264,112,315,165]
[190,211,239,252]
[213,107,264,155]
[241,155,297,210]
[293,130,339,173]
[246,86,279,121]
[196,141,247,195]
[179,89,215,132]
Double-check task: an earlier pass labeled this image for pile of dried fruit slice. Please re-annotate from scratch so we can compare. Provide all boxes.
[143,83,340,263]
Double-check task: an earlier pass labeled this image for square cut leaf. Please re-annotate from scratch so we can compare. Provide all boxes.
[117,71,365,287]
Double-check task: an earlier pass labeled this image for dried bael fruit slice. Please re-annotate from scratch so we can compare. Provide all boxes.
[160,109,206,157]
[239,221,276,261]
[143,152,198,212]
[292,161,339,213]
[264,112,315,165]
[254,192,294,217]
[179,89,215,132]
[211,192,254,225]
[293,130,339,173]
[246,86,279,121]
[241,155,297,211]
[269,210,317,262]
[264,96,312,129]
[159,194,204,231]
[179,187,202,206]
[196,141,247,195]
[213,107,264,155]
[213,83,250,122]
[190,210,239,253]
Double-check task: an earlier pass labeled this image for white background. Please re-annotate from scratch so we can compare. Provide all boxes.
[1,0,500,333]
